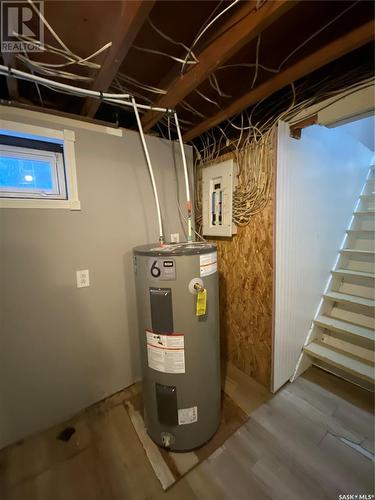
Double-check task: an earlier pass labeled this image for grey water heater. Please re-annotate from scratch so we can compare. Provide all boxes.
[133,242,221,451]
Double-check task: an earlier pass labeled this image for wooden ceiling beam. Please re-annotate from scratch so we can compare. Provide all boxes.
[81,0,154,118]
[141,0,297,131]
[183,20,374,142]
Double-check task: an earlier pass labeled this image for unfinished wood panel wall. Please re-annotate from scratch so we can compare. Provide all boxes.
[204,144,275,389]
[214,198,274,388]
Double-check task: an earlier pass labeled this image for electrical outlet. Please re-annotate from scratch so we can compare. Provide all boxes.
[76,269,90,288]
[170,233,180,243]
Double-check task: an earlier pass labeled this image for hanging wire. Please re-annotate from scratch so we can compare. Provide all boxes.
[193,72,373,231]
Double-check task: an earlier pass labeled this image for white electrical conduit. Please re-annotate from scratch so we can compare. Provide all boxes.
[102,97,168,113]
[0,65,193,245]
[131,97,164,245]
[0,65,171,113]
[174,112,192,241]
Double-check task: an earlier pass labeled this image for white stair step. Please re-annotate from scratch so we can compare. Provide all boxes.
[354,210,375,215]
[314,315,374,343]
[340,249,374,256]
[324,291,375,308]
[332,269,375,279]
[304,341,374,383]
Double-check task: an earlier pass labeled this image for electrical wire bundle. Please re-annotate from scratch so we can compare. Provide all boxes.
[14,0,112,84]
[193,117,275,231]
[193,70,374,231]
[2,0,372,239]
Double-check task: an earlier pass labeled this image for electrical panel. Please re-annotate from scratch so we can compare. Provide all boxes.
[202,159,237,237]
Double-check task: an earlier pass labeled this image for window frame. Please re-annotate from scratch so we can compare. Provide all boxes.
[0,144,67,199]
[0,120,80,210]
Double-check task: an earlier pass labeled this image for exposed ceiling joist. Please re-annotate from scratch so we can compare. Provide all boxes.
[182,20,374,142]
[81,0,155,118]
[141,0,297,131]
[1,52,18,100]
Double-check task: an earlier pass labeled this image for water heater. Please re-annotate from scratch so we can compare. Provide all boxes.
[133,242,220,451]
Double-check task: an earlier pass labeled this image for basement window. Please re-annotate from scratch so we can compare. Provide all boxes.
[0,122,80,209]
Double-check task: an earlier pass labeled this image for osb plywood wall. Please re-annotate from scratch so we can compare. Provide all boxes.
[214,200,273,388]
[205,143,275,389]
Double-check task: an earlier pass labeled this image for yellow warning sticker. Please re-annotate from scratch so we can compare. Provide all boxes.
[196,289,207,316]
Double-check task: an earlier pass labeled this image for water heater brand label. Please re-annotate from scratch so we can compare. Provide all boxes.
[200,251,217,277]
[149,258,176,280]
[146,330,185,374]
[178,406,198,425]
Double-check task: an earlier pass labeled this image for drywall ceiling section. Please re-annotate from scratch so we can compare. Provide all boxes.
[337,115,375,152]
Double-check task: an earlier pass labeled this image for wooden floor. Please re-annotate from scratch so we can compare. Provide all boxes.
[0,366,373,500]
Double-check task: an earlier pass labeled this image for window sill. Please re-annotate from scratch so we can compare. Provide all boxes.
[0,199,81,210]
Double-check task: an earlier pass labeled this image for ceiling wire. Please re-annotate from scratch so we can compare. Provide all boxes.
[181,0,241,74]
[116,73,167,95]
[216,0,361,85]
[277,0,361,71]
[250,34,262,89]
[180,100,207,119]
[110,77,153,105]
[194,89,220,108]
[16,0,112,81]
[147,17,199,63]
[193,70,372,230]
[209,73,232,98]
[132,45,197,65]
[22,47,44,106]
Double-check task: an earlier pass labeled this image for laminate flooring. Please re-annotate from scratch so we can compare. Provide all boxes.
[0,365,373,500]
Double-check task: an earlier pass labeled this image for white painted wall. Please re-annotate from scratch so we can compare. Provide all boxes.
[337,115,375,152]
[273,120,373,392]
[0,106,193,449]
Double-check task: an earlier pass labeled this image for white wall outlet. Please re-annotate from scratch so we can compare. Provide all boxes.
[76,269,90,288]
[170,233,180,243]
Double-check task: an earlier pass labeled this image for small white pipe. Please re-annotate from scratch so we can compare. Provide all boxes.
[131,97,164,245]
[0,65,171,113]
[103,97,169,113]
[174,112,192,241]
[0,64,175,244]
[1,64,129,99]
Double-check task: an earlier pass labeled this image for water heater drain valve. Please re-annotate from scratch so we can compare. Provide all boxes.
[161,432,175,448]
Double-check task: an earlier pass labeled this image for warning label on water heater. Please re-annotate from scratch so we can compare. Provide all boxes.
[200,251,217,277]
[146,330,185,374]
[178,406,198,425]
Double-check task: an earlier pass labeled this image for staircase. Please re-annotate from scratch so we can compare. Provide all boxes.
[298,166,375,390]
